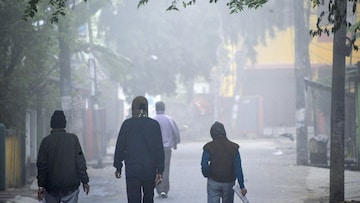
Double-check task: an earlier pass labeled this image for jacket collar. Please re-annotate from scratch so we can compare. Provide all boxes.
[51,129,66,133]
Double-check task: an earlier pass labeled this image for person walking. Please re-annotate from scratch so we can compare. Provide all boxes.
[37,110,90,203]
[152,101,180,198]
[114,96,165,203]
[201,121,247,203]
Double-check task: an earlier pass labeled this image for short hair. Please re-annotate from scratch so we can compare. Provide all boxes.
[155,101,165,112]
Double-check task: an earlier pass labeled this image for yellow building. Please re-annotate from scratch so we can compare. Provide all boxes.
[218,4,360,129]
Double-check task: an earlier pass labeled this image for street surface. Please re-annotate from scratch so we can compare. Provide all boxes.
[80,137,360,203]
[3,137,360,203]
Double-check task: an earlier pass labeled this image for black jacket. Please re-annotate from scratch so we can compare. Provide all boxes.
[113,117,165,180]
[37,129,89,193]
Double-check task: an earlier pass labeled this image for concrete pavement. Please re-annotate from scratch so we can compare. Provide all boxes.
[1,137,360,203]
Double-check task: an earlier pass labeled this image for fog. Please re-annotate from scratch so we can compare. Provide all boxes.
[3,1,360,202]
[93,0,297,140]
[87,1,335,201]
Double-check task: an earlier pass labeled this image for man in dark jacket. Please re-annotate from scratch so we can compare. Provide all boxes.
[37,110,90,203]
[114,96,164,203]
[201,121,247,203]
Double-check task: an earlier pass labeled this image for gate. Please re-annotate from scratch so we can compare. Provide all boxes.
[305,79,358,169]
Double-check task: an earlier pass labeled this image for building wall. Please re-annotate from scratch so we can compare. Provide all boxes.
[243,67,296,127]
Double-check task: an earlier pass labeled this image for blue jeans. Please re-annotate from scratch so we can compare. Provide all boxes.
[207,178,235,203]
[45,189,79,203]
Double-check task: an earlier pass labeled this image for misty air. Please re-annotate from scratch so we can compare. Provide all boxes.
[0,0,360,203]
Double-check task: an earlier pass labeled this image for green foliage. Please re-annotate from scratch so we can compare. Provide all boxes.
[309,0,359,50]
[138,0,267,13]
[226,0,268,14]
[69,0,133,100]
[1,0,60,129]
[98,1,220,99]
[23,0,87,23]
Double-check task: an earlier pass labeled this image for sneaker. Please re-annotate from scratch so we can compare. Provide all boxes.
[160,192,168,198]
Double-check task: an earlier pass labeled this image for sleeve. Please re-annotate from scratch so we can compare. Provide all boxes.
[234,151,245,189]
[75,136,89,184]
[201,149,211,178]
[155,122,165,174]
[113,122,127,171]
[171,119,181,145]
[36,138,48,187]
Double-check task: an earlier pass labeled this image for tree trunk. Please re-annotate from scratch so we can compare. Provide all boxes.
[294,0,310,165]
[58,19,73,131]
[329,0,347,202]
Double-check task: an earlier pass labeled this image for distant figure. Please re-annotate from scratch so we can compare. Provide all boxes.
[37,110,90,203]
[201,121,247,203]
[114,96,164,203]
[152,101,180,198]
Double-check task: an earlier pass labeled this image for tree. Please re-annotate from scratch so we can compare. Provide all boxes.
[21,1,279,103]
[325,1,347,202]
[24,0,359,40]
[310,0,353,202]
[23,0,267,22]
[0,0,60,129]
[97,0,220,101]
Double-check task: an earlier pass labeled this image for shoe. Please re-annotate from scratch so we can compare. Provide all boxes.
[160,192,168,198]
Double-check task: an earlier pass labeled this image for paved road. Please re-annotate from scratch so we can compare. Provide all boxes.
[3,137,360,203]
[79,137,360,203]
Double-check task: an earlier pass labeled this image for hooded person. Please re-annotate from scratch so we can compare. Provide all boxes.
[37,110,90,203]
[210,121,226,139]
[114,96,165,203]
[201,121,248,203]
[50,110,67,129]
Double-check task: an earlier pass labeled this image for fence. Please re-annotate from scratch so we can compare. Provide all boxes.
[0,124,22,190]
[305,79,358,169]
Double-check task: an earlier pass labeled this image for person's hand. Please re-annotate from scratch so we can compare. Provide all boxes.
[155,174,162,185]
[37,187,45,201]
[115,169,121,178]
[241,188,247,196]
[83,183,90,195]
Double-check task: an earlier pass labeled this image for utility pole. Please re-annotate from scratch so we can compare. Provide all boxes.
[329,0,347,202]
[87,4,103,168]
[58,19,73,130]
[294,0,310,165]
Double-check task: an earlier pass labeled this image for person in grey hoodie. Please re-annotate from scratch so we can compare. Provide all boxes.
[201,121,247,203]
[114,96,164,203]
[37,110,89,203]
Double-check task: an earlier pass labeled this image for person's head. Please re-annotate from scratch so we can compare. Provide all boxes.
[210,121,226,139]
[132,96,148,117]
[155,101,165,113]
[51,110,66,129]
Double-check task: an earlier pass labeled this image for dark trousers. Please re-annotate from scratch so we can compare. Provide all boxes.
[126,177,155,203]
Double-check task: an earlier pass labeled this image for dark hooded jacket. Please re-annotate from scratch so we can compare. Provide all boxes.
[37,111,89,193]
[113,96,165,180]
[201,121,245,188]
